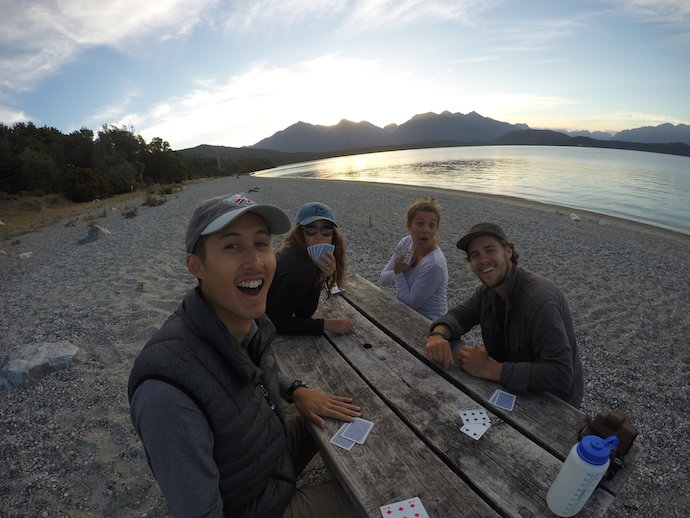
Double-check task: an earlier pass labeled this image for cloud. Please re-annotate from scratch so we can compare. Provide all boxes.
[0,0,218,92]
[0,106,30,125]
[609,0,690,28]
[108,53,582,149]
[221,0,497,33]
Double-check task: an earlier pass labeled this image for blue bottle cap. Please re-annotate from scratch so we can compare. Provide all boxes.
[577,435,620,465]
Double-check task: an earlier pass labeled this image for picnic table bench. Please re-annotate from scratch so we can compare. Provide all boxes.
[272,274,639,517]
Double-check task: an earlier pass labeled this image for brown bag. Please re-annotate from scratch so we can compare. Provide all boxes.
[579,410,638,480]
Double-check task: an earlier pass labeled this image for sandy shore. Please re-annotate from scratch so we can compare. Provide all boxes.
[1,176,688,517]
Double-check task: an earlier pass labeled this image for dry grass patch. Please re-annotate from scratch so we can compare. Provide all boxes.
[0,190,147,241]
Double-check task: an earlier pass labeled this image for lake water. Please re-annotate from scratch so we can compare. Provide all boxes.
[253,145,690,235]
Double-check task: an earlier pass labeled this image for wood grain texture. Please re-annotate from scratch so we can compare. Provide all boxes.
[272,334,499,518]
[337,274,639,496]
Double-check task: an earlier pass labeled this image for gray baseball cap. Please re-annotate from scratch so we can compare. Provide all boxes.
[186,193,291,253]
[456,222,508,252]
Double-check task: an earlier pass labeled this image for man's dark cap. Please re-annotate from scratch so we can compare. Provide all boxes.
[456,222,508,252]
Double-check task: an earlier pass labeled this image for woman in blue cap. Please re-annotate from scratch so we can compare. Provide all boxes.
[267,201,353,335]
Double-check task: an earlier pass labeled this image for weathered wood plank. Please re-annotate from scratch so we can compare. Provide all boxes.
[337,274,639,495]
[272,334,500,518]
[317,295,614,517]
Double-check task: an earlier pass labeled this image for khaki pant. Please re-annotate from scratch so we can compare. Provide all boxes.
[282,415,361,518]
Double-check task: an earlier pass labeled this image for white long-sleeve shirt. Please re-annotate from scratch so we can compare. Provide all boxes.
[378,235,449,321]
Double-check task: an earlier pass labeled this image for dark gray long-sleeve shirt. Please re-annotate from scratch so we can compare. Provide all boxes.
[433,266,583,407]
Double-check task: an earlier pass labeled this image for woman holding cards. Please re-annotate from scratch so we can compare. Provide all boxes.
[267,201,353,335]
[378,197,449,320]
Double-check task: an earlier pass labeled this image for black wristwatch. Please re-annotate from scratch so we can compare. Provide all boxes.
[285,379,308,403]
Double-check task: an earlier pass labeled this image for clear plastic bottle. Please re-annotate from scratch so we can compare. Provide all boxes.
[546,435,619,517]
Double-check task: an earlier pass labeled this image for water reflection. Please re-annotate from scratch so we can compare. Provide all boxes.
[255,146,690,234]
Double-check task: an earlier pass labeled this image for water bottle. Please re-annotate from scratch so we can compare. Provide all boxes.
[546,435,619,516]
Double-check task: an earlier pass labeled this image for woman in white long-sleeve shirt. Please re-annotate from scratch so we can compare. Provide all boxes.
[379,197,449,320]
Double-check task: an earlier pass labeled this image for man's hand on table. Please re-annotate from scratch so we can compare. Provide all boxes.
[424,326,454,369]
[293,387,362,427]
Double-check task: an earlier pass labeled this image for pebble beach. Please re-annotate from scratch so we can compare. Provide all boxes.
[1,175,688,517]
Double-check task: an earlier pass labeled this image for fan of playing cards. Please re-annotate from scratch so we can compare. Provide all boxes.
[394,244,413,265]
[307,243,335,264]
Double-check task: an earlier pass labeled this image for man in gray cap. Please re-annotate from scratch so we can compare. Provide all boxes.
[424,222,583,407]
[128,193,361,517]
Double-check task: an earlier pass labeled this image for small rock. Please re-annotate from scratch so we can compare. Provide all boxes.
[18,252,33,259]
[569,213,581,221]
[0,341,82,390]
[78,224,111,244]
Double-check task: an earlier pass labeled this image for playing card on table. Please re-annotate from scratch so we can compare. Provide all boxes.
[489,389,516,411]
[341,417,374,444]
[330,423,355,450]
[459,409,490,426]
[460,422,490,440]
[459,409,491,441]
[379,496,429,518]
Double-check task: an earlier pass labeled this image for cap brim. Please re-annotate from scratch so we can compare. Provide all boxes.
[298,216,337,226]
[456,231,500,251]
[202,204,291,235]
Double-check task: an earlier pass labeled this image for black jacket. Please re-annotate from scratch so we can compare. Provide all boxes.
[266,246,324,335]
[434,266,584,407]
[128,287,295,517]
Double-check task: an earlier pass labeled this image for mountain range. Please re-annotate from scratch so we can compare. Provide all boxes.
[251,111,690,153]
[178,111,690,161]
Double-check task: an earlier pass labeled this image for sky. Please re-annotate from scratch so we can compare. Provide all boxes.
[1,0,689,150]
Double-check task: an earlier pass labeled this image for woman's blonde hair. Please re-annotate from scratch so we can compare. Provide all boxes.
[406,197,442,226]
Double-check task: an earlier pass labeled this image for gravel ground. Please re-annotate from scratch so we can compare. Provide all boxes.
[0,175,688,517]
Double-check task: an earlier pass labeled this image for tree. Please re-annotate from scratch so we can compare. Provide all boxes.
[93,124,146,169]
[64,127,95,168]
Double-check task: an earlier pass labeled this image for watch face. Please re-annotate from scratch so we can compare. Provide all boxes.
[288,380,305,396]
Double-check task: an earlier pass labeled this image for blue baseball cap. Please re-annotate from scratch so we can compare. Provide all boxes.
[295,202,337,226]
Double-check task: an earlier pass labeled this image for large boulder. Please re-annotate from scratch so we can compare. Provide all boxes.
[0,341,81,390]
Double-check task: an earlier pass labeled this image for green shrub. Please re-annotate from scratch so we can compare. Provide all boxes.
[105,170,134,195]
[61,167,111,202]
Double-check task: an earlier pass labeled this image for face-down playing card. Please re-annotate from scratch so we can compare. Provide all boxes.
[341,417,374,444]
[489,389,516,411]
[307,243,335,264]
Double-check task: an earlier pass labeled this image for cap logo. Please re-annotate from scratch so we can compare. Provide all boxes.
[223,194,254,206]
[311,205,327,215]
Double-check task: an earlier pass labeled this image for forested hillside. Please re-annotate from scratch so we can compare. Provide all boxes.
[0,123,272,202]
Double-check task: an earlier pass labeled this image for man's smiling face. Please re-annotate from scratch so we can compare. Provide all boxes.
[467,234,513,291]
[187,212,276,340]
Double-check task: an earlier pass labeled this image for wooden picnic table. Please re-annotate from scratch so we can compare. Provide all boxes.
[272,274,638,518]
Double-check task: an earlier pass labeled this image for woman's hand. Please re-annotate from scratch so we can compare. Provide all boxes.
[393,254,412,274]
[293,388,362,427]
[324,319,353,334]
[316,252,336,279]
